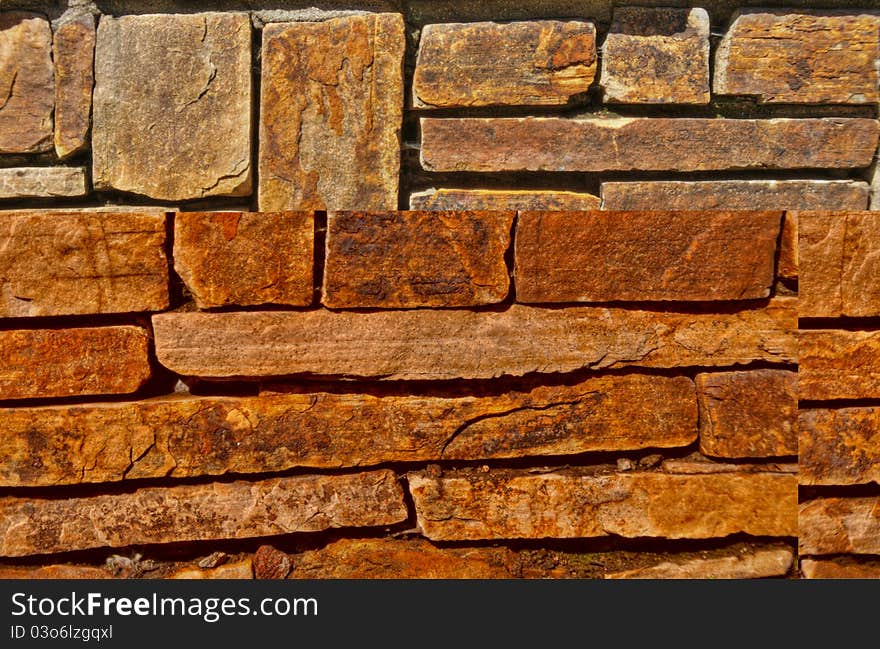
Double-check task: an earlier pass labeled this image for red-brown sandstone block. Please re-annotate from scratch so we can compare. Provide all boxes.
[408,469,797,541]
[0,565,112,579]
[53,14,95,159]
[174,212,313,308]
[410,189,600,211]
[0,211,168,316]
[421,117,878,172]
[697,370,797,459]
[801,558,880,579]
[799,330,880,400]
[799,407,880,486]
[0,326,151,400]
[413,20,596,108]
[606,549,793,579]
[601,7,709,104]
[323,211,512,308]
[152,299,796,380]
[599,180,869,211]
[515,211,779,303]
[0,470,406,557]
[0,167,87,199]
[779,213,798,281]
[259,15,404,211]
[0,12,53,153]
[799,497,880,555]
[0,374,695,487]
[715,11,880,104]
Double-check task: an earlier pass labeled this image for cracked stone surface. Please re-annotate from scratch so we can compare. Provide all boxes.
[0,374,695,487]
[53,13,95,159]
[514,210,780,303]
[0,167,87,199]
[799,497,880,556]
[0,211,169,317]
[413,20,596,108]
[420,117,879,172]
[605,549,793,579]
[174,211,314,308]
[799,330,880,400]
[409,189,600,211]
[715,11,880,104]
[696,370,797,459]
[0,326,151,400]
[258,14,404,211]
[322,211,513,308]
[152,298,796,380]
[800,407,880,486]
[408,469,797,540]
[0,469,407,557]
[0,12,53,154]
[92,12,252,201]
[601,7,709,104]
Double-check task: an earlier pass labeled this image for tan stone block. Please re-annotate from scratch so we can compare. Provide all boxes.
[801,558,880,579]
[0,167,87,199]
[606,549,793,579]
[799,407,880,486]
[53,14,95,159]
[410,189,600,211]
[799,497,880,555]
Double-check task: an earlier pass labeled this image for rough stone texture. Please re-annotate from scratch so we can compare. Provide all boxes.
[170,559,253,580]
[872,165,880,211]
[0,206,176,214]
[413,20,596,108]
[778,212,798,281]
[799,497,880,556]
[0,167,87,199]
[600,180,869,211]
[601,7,709,104]
[0,211,168,317]
[174,212,313,308]
[0,12,53,153]
[410,189,601,211]
[323,211,512,308]
[515,210,779,303]
[408,469,797,541]
[421,117,878,172]
[715,11,880,104]
[661,458,798,474]
[799,211,880,318]
[92,13,252,201]
[799,407,880,486]
[259,15,404,211]
[799,330,880,401]
[253,545,291,579]
[697,370,797,458]
[0,565,112,579]
[0,470,406,557]
[0,374,695,487]
[0,326,151,401]
[53,14,95,159]
[606,549,793,579]
[801,558,880,579]
[152,298,796,380]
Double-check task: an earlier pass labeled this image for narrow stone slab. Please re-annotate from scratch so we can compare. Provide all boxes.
[174,212,313,308]
[259,14,404,211]
[53,14,95,159]
[152,299,796,380]
[778,212,798,281]
[323,211,512,308]
[170,559,253,580]
[801,558,880,579]
[420,117,879,172]
[800,407,880,486]
[606,549,793,579]
[0,167,87,199]
[515,211,779,303]
[697,370,797,458]
[1,207,176,214]
[0,12,53,153]
[601,7,709,104]
[93,13,252,201]
[800,330,880,401]
[600,180,869,211]
[715,11,880,104]
[0,565,112,579]
[0,211,168,317]
[408,469,797,541]
[799,497,880,556]
[0,326,151,400]
[410,189,600,211]
[799,211,880,318]
[413,20,596,108]
[0,470,406,557]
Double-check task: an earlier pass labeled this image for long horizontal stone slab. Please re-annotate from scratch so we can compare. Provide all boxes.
[152,299,796,380]
[0,327,151,400]
[420,117,879,172]
[0,470,407,557]
[605,549,793,579]
[408,469,797,540]
[0,167,88,199]
[0,374,695,487]
[0,211,169,317]
[799,330,880,400]
[514,210,780,303]
[799,407,880,486]
[409,189,601,211]
[799,497,880,556]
